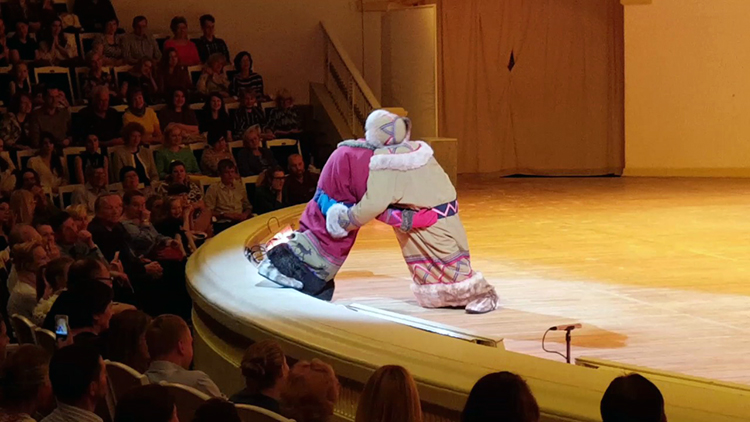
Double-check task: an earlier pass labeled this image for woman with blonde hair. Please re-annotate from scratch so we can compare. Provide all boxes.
[10,189,36,225]
[281,359,340,422]
[355,365,423,422]
[230,339,289,413]
[7,241,48,319]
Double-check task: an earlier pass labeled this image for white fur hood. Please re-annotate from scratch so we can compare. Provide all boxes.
[369,141,434,171]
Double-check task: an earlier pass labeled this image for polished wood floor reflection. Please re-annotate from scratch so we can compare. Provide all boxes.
[334,176,750,384]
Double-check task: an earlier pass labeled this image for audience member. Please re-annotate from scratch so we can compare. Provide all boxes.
[197,53,230,98]
[0,314,8,364]
[5,2,39,36]
[355,365,422,422]
[71,165,108,216]
[52,211,105,260]
[104,309,152,373]
[158,88,200,138]
[75,0,118,33]
[27,133,65,192]
[66,205,91,233]
[7,21,39,63]
[0,200,10,254]
[74,134,109,185]
[0,19,7,67]
[155,125,200,179]
[461,371,539,422]
[42,343,108,422]
[199,93,232,147]
[0,92,33,150]
[156,51,193,102]
[36,18,78,66]
[122,16,162,65]
[192,399,241,422]
[155,162,212,234]
[9,189,35,226]
[255,166,287,215]
[31,256,72,326]
[196,15,229,63]
[121,190,183,261]
[164,17,200,66]
[8,62,30,97]
[601,373,666,422]
[117,166,153,198]
[6,224,43,292]
[237,125,276,177]
[111,123,159,187]
[75,86,124,146]
[153,196,196,253]
[92,18,124,65]
[38,0,59,32]
[230,51,266,100]
[122,59,159,105]
[267,89,302,138]
[205,159,251,232]
[7,241,48,319]
[122,89,161,142]
[114,384,178,422]
[0,144,15,197]
[29,88,71,148]
[285,154,318,205]
[0,345,54,422]
[144,314,224,398]
[35,223,60,260]
[230,339,288,413]
[281,359,339,422]
[82,53,118,104]
[233,89,269,140]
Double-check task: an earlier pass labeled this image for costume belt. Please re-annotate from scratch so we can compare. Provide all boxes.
[314,188,458,220]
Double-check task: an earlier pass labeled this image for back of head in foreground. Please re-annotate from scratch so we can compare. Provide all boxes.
[145,314,191,365]
[114,384,177,422]
[281,359,340,422]
[601,373,666,422]
[461,371,540,422]
[49,343,107,406]
[355,364,423,422]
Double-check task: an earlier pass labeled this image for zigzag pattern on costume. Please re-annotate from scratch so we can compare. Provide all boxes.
[404,251,475,285]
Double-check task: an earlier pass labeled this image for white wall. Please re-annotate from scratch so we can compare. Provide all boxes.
[112,0,365,103]
[624,0,750,176]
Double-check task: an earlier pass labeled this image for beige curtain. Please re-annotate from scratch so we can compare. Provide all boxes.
[438,0,624,175]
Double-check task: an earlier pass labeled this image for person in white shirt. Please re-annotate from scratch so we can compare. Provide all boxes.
[7,241,48,319]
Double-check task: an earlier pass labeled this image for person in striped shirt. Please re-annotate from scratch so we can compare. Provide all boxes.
[230,51,267,100]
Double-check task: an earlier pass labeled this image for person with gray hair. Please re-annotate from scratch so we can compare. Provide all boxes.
[236,124,276,177]
[75,84,123,145]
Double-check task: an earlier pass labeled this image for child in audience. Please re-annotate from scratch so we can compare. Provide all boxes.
[231,339,289,413]
[8,61,30,97]
[356,365,423,422]
[197,53,231,98]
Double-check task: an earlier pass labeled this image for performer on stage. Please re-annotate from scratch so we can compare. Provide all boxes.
[257,109,417,300]
[325,115,499,314]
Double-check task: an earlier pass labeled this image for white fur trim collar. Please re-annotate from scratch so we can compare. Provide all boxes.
[369,141,433,171]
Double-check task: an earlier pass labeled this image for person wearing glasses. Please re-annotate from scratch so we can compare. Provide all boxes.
[254,166,288,215]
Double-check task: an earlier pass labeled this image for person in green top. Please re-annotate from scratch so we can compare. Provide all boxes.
[154,124,201,179]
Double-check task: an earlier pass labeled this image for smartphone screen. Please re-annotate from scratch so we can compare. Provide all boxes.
[55,315,69,340]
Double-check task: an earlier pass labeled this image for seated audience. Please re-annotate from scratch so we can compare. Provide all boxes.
[0,200,10,254]
[199,93,232,146]
[193,399,241,422]
[114,384,178,422]
[9,189,35,227]
[0,143,16,197]
[8,62,30,97]
[82,53,118,104]
[35,223,61,260]
[237,125,276,177]
[111,123,159,187]
[154,125,201,179]
[117,166,155,198]
[196,15,230,63]
[27,134,66,192]
[281,359,340,422]
[75,0,118,33]
[231,339,288,413]
[32,256,73,326]
[205,160,251,232]
[230,51,266,100]
[42,343,108,422]
[74,134,109,185]
[75,86,124,146]
[93,18,124,65]
[122,16,162,65]
[144,314,224,398]
[71,165,109,216]
[6,224,43,292]
[267,89,302,138]
[0,314,8,364]
[0,19,7,67]
[255,167,287,215]
[285,154,319,205]
[7,241,48,319]
[461,371,539,422]
[36,18,78,66]
[52,211,105,261]
[122,59,159,105]
[104,309,152,373]
[197,53,231,98]
[29,88,71,148]
[155,161,212,234]
[201,131,234,177]
[122,89,161,142]
[163,17,200,66]
[156,51,193,102]
[121,190,183,261]
[0,92,34,150]
[601,373,666,422]
[7,21,39,63]
[153,195,196,254]
[355,365,422,422]
[0,344,54,422]
[233,89,269,140]
[5,1,40,35]
[38,0,59,32]
[158,89,200,139]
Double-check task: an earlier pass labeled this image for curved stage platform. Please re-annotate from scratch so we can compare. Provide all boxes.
[187,177,750,422]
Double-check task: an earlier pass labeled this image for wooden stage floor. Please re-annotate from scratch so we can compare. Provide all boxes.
[333,176,750,385]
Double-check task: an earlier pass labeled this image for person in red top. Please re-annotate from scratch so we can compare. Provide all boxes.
[163,17,200,66]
